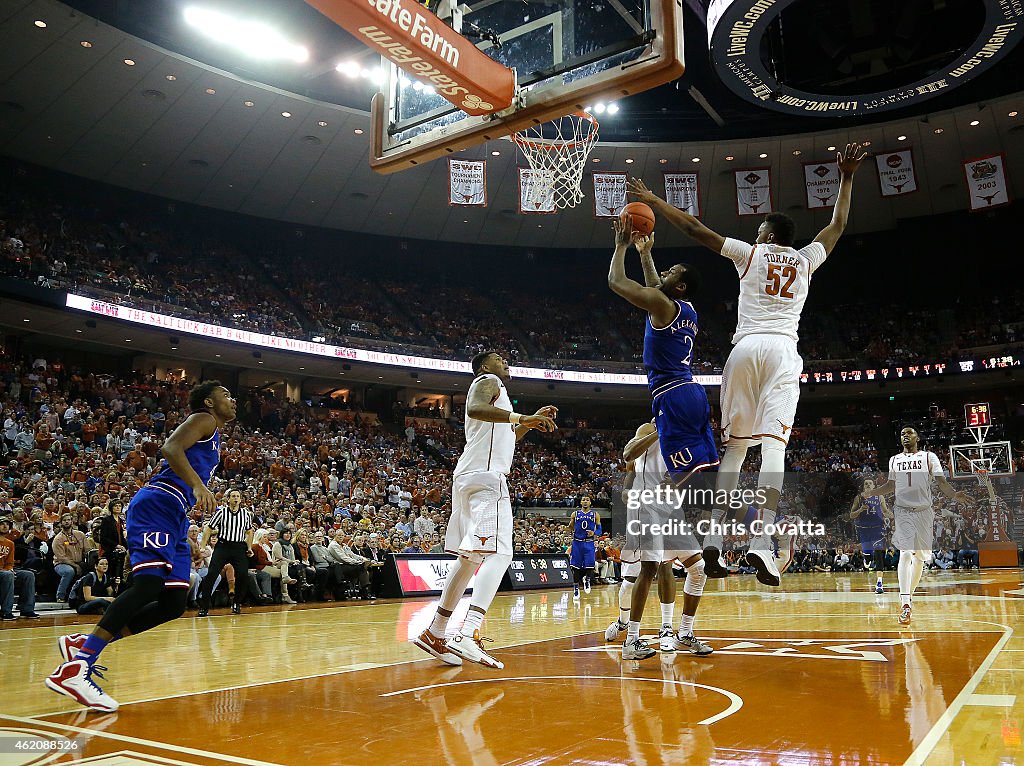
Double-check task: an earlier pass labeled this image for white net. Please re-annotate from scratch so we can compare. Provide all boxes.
[511,111,599,209]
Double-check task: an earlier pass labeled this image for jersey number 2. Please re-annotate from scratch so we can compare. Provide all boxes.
[765,264,797,299]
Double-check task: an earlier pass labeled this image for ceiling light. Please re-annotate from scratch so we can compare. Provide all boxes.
[934,128,944,134]
[412,81,424,92]
[299,367,305,371]
[897,135,907,141]
[337,61,360,78]
[258,360,263,364]
[124,59,136,66]
[792,150,801,156]
[827,145,836,151]
[165,74,176,80]
[215,354,221,358]
[758,153,768,158]
[183,6,308,63]
[170,346,178,351]
[593,102,607,114]
[1009,111,1018,117]
[862,141,871,147]
[592,158,601,163]
[317,120,328,127]
[970,119,980,126]
[422,85,435,95]
[281,111,292,118]
[725,155,735,161]
[80,41,93,48]
[124,339,132,342]
[205,88,217,95]
[625,158,634,164]
[34,20,47,28]
[659,159,668,164]
[75,329,83,333]
[691,157,700,163]
[353,128,364,134]
[491,150,500,156]
[606,103,620,115]
[22,318,29,323]
[243,99,254,107]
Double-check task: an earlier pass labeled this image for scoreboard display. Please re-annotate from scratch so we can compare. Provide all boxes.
[965,402,992,428]
[506,555,572,590]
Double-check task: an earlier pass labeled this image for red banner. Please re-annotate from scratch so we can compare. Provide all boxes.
[304,0,515,115]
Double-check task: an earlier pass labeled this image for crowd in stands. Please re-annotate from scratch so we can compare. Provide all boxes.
[4,159,1024,377]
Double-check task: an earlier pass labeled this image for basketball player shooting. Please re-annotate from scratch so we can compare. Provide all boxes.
[628,143,868,587]
[860,427,972,625]
[412,351,556,669]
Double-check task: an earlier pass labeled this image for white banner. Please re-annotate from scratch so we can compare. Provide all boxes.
[518,168,556,213]
[592,172,627,217]
[663,172,700,217]
[964,154,1010,210]
[735,168,772,216]
[875,150,917,196]
[448,159,486,206]
[803,161,840,209]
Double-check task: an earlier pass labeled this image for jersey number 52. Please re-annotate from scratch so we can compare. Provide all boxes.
[765,264,797,299]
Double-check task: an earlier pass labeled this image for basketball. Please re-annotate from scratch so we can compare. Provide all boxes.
[620,202,655,236]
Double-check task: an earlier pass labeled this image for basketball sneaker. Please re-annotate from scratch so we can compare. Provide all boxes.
[411,629,463,666]
[57,633,89,663]
[448,630,504,670]
[622,637,657,661]
[583,577,592,594]
[573,584,580,600]
[875,581,884,594]
[44,660,119,713]
[701,545,729,579]
[898,605,912,626]
[659,627,678,652]
[676,633,714,656]
[605,620,627,642]
[745,547,781,587]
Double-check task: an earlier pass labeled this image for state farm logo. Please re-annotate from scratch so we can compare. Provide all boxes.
[813,165,830,177]
[970,160,998,180]
[461,93,493,111]
[886,154,903,168]
[744,173,761,185]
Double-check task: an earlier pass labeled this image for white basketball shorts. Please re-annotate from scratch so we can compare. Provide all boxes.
[444,471,513,564]
[721,333,803,445]
[892,505,935,560]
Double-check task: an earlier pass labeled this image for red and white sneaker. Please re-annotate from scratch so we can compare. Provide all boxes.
[898,604,912,626]
[44,660,119,713]
[411,629,463,666]
[448,630,504,670]
[58,633,89,663]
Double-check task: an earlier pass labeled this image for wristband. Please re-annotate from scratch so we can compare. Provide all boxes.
[508,412,523,425]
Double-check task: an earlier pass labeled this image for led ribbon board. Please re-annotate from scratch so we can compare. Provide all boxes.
[705,0,1024,116]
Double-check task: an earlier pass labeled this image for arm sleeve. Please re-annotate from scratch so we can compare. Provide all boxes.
[721,237,754,272]
[800,241,829,274]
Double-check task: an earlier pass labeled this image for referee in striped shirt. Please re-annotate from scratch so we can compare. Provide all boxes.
[197,489,255,616]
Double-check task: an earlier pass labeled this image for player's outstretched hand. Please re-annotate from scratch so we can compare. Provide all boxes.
[952,490,974,506]
[534,405,558,421]
[193,485,216,515]
[627,178,661,205]
[838,143,868,177]
[521,414,557,433]
[636,232,654,256]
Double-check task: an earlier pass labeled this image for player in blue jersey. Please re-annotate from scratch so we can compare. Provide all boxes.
[569,495,600,598]
[45,381,236,712]
[848,478,891,593]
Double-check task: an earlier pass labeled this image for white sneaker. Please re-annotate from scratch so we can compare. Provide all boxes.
[605,620,627,642]
[659,627,679,652]
[411,629,463,666]
[676,633,714,656]
[583,577,591,594]
[45,660,119,712]
[745,547,781,586]
[57,633,89,663]
[448,630,504,669]
[622,637,657,660]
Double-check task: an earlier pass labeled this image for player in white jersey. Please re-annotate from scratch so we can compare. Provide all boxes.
[611,422,713,660]
[412,351,557,668]
[860,427,971,625]
[628,144,868,587]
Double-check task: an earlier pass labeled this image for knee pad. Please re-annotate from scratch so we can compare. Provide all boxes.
[757,439,786,492]
[683,559,707,597]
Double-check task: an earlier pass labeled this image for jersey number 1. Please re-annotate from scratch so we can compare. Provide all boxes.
[765,264,797,299]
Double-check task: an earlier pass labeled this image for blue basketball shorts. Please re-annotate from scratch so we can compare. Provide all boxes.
[652,382,720,479]
[570,540,596,569]
[125,486,192,588]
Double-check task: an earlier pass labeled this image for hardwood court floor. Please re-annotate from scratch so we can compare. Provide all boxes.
[2,570,1022,766]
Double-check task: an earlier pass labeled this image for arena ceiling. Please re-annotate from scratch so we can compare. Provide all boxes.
[0,0,1022,249]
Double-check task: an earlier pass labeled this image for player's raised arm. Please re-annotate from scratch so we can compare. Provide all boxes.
[813,143,868,255]
[627,178,725,254]
[608,218,677,327]
[637,234,660,288]
[861,477,895,499]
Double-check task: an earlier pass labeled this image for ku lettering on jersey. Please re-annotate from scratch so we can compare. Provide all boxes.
[643,299,719,479]
[126,428,221,587]
[570,509,597,569]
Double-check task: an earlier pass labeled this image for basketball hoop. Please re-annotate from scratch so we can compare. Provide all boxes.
[511,111,599,209]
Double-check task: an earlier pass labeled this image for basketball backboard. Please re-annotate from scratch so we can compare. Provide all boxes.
[368,0,685,173]
[950,441,1014,479]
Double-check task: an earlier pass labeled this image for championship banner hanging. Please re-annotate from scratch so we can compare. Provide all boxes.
[663,172,700,217]
[964,154,1011,210]
[592,172,627,217]
[875,150,918,197]
[735,168,772,216]
[518,168,556,214]
[448,159,486,206]
[803,161,840,209]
